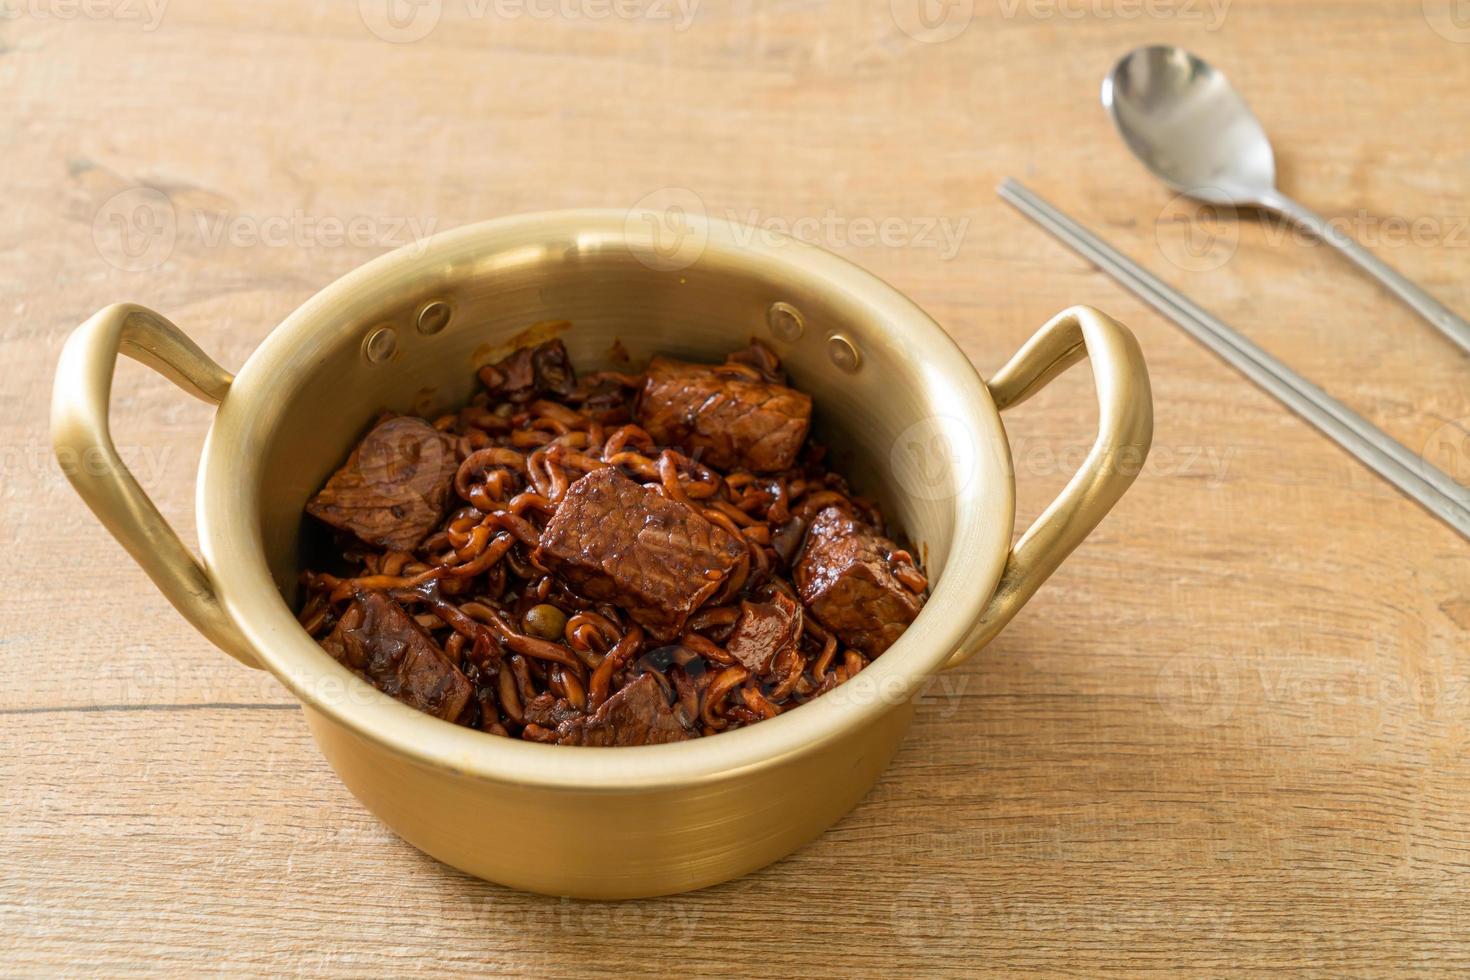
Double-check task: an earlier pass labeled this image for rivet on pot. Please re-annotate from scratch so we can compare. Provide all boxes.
[416,300,452,335]
[767,301,804,342]
[827,334,861,372]
[363,325,398,365]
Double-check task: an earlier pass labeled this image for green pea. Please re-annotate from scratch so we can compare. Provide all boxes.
[522,603,569,641]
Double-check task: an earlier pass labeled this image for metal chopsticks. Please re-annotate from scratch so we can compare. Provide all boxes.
[998,177,1470,542]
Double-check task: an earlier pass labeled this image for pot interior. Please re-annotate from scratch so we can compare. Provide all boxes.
[229,214,1009,685]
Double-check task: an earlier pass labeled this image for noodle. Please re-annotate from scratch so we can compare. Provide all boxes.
[298,340,928,743]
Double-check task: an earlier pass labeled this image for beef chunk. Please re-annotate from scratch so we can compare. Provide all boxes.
[533,673,692,747]
[477,338,576,402]
[305,415,457,552]
[522,692,582,729]
[636,355,812,473]
[321,591,473,723]
[726,591,803,674]
[794,507,925,657]
[534,468,745,641]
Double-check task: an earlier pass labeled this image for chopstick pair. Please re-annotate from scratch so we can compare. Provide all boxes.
[998,178,1470,541]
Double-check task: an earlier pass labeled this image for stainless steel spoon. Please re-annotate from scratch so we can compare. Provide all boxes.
[1102,45,1470,356]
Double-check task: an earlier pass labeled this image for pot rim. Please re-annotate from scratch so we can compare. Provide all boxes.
[198,209,1014,791]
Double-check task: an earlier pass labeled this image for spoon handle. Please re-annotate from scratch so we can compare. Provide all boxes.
[1257,190,1470,356]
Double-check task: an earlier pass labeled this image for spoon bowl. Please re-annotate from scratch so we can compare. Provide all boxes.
[1103,45,1275,205]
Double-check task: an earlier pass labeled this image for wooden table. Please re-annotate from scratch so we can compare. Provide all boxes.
[5,1,1469,974]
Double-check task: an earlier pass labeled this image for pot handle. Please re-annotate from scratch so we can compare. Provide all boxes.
[51,303,260,669]
[945,305,1153,669]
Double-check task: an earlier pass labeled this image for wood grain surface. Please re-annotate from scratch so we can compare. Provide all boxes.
[4,1,1469,975]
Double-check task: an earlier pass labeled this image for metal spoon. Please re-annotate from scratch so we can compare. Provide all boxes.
[1103,45,1470,356]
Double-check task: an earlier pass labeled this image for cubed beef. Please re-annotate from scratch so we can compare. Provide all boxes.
[305,415,457,552]
[522,692,582,730]
[321,591,473,723]
[534,468,745,641]
[794,507,925,657]
[477,338,576,402]
[636,355,812,472]
[726,591,803,674]
[532,673,692,747]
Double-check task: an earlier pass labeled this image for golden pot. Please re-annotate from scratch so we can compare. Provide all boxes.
[51,210,1152,899]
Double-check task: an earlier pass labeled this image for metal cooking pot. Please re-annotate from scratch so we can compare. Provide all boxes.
[51,210,1152,898]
